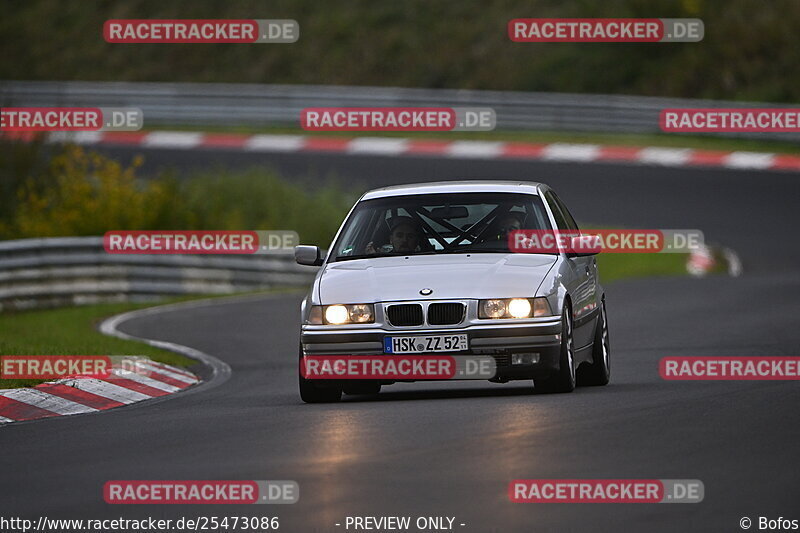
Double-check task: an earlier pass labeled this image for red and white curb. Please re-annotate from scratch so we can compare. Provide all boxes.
[0,292,245,427]
[0,360,198,425]
[4,130,800,172]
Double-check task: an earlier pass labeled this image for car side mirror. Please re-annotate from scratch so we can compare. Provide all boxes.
[295,245,323,266]
[567,235,601,257]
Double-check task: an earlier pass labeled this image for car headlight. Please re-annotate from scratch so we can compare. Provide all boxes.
[325,305,350,324]
[507,298,532,318]
[478,297,552,319]
[309,304,375,325]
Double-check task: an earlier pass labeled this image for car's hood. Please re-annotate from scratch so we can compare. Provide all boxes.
[318,254,557,303]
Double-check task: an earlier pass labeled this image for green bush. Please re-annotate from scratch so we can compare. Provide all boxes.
[179,168,355,246]
[0,137,51,232]
[6,145,178,237]
[0,142,356,246]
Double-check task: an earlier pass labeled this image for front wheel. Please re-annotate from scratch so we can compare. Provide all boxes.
[298,345,342,403]
[534,306,576,393]
[577,299,611,386]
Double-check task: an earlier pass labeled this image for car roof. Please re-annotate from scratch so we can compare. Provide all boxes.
[360,180,545,200]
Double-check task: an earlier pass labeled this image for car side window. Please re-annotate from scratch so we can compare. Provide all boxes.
[551,192,579,231]
[544,191,570,230]
[526,196,552,230]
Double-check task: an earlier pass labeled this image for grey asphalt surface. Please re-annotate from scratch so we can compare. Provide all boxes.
[2,147,799,533]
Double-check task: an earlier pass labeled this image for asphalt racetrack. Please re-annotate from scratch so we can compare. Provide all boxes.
[2,147,799,532]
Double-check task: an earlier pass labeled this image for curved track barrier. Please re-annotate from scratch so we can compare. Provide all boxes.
[0,237,317,311]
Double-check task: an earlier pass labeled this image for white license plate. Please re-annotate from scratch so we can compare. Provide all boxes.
[384,334,468,354]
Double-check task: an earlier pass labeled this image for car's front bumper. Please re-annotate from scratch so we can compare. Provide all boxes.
[301,318,563,381]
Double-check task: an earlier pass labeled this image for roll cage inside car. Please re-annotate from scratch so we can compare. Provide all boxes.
[332,192,554,260]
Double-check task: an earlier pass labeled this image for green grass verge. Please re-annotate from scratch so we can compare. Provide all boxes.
[0,290,305,390]
[151,125,800,155]
[597,253,689,284]
[0,298,204,389]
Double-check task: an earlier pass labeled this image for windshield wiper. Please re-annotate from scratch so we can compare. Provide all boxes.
[441,245,508,254]
[334,253,391,261]
[334,251,441,261]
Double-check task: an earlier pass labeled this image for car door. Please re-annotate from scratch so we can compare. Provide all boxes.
[544,190,598,350]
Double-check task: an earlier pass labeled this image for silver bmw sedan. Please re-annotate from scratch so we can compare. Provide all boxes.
[295,181,610,402]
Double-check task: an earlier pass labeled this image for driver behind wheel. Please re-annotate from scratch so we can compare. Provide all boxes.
[493,212,523,241]
[366,216,422,254]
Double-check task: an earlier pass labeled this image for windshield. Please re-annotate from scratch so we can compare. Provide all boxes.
[330,192,553,261]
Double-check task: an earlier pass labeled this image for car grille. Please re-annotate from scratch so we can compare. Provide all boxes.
[387,304,424,326]
[427,303,466,325]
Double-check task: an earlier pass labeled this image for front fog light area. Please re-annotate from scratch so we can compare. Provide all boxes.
[512,353,540,365]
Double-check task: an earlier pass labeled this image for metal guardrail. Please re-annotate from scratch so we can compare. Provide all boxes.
[1,80,798,141]
[0,237,317,311]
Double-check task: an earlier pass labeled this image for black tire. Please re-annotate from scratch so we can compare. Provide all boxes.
[534,305,576,393]
[343,381,382,396]
[298,345,342,403]
[577,299,611,386]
